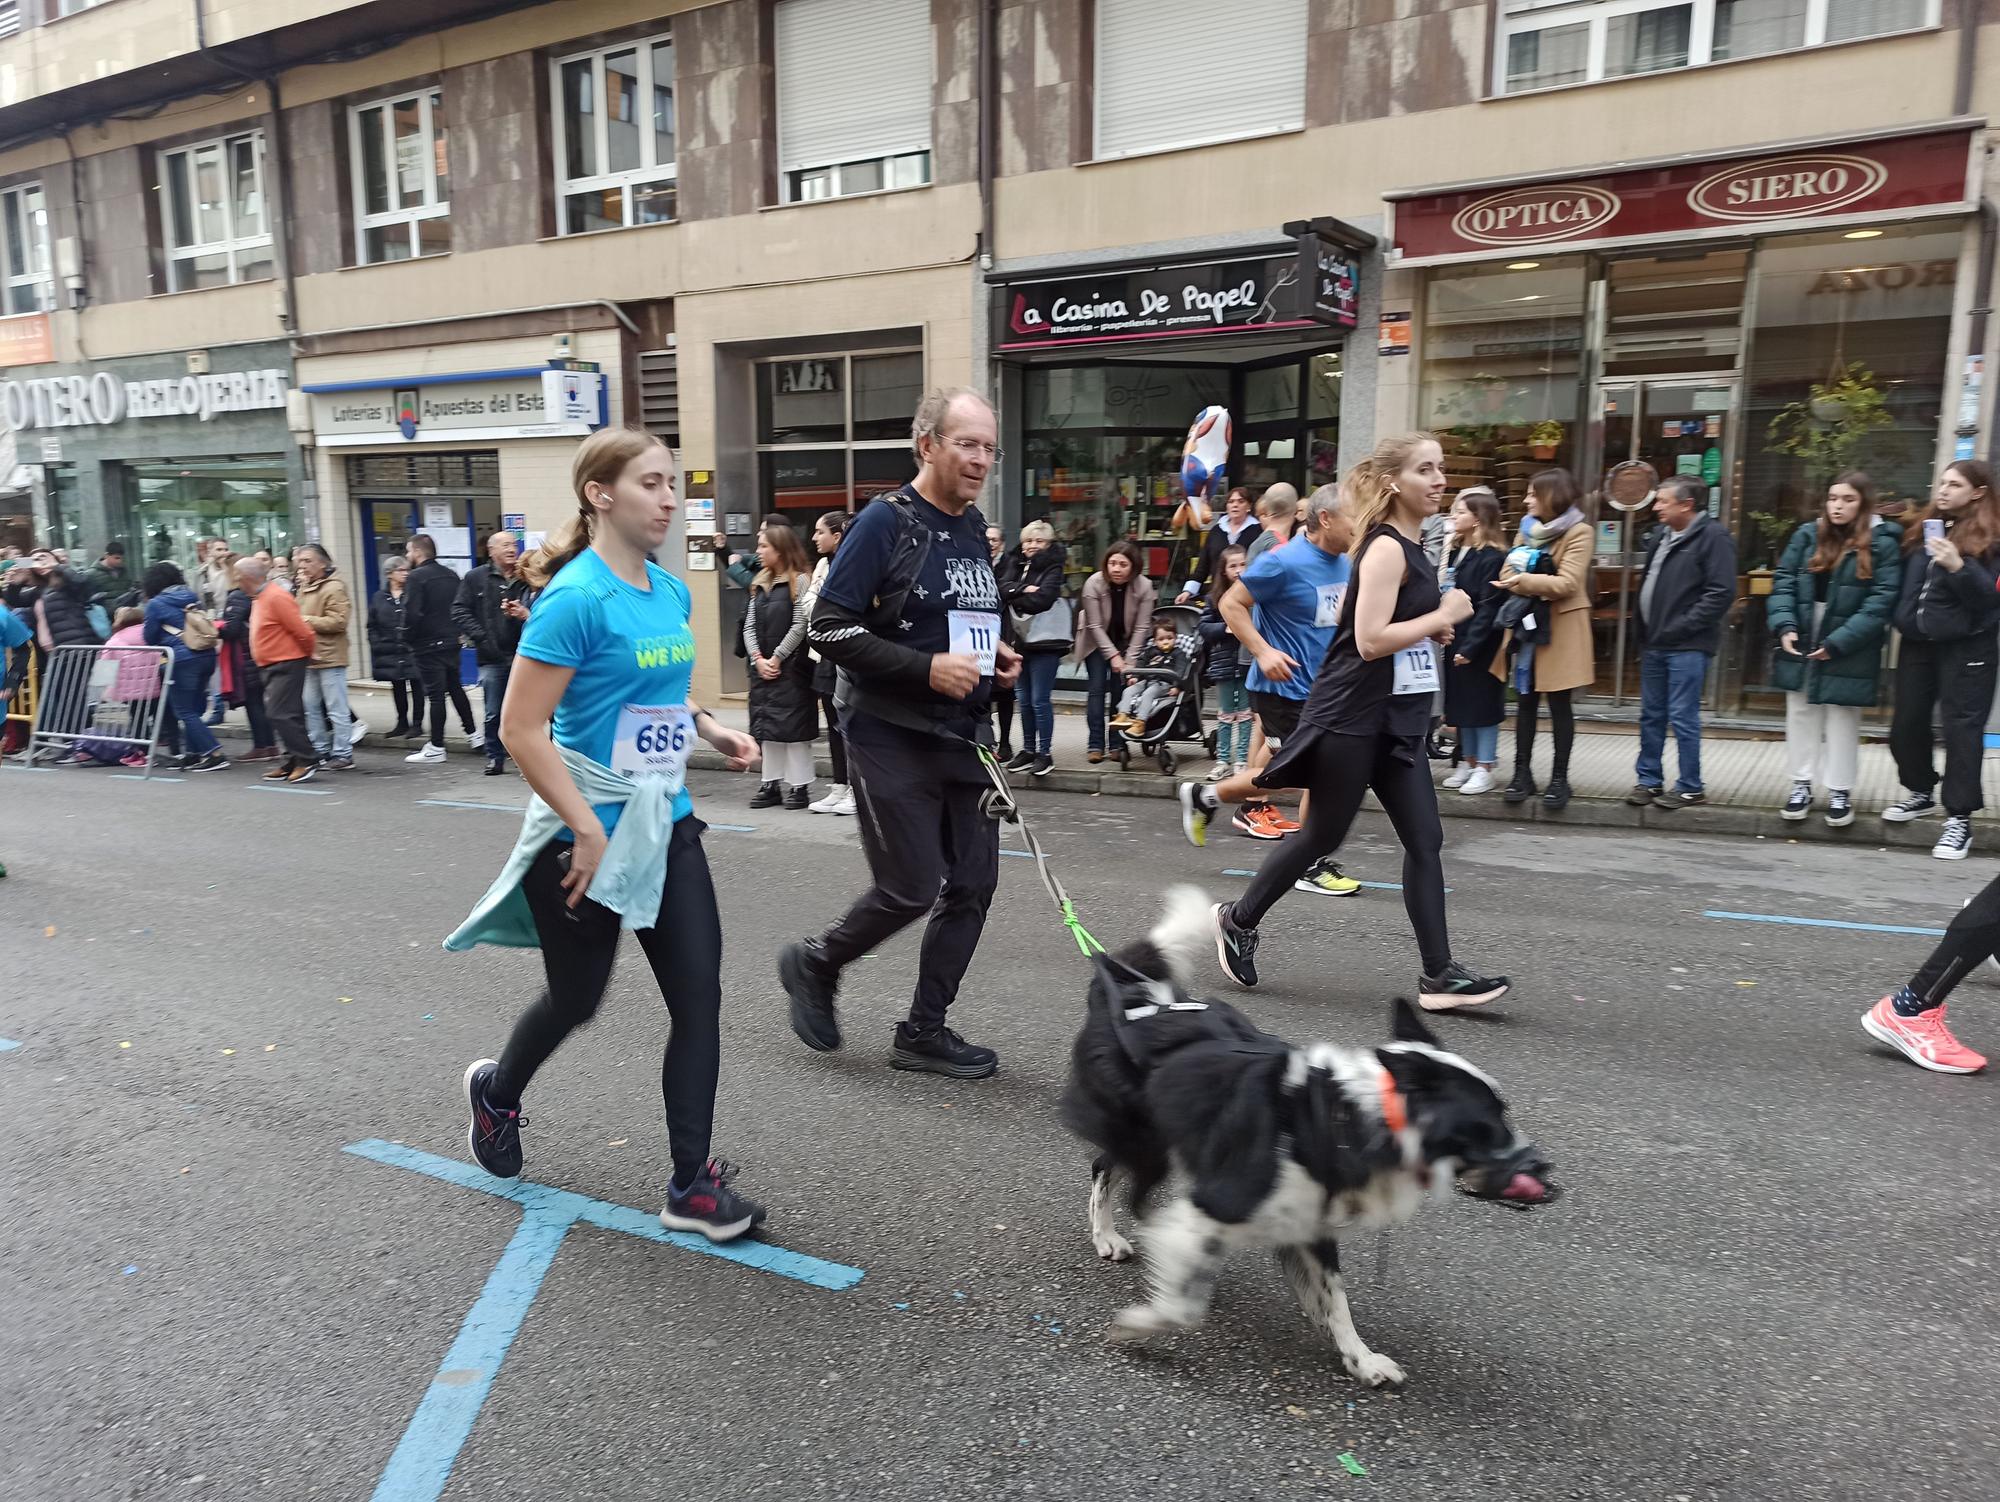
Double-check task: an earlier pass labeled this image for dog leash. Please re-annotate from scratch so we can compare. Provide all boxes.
[970,741,1109,960]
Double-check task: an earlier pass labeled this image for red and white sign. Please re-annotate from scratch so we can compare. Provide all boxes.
[1390,128,1975,264]
[0,313,53,368]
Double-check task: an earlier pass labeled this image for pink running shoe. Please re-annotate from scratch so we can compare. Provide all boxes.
[1862,996,1988,1074]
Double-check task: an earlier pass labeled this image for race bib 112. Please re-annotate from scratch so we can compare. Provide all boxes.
[1392,642,1440,696]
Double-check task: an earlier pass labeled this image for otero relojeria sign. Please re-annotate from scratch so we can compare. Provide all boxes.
[1,368,289,432]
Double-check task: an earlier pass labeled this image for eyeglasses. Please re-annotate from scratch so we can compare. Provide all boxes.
[945,437,1002,461]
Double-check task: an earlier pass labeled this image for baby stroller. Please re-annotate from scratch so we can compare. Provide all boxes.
[1111,602,1209,776]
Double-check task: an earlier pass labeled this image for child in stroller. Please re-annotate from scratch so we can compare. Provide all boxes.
[1111,619,1193,739]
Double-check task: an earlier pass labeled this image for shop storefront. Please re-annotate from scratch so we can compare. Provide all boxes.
[1387,122,1979,719]
[301,361,608,607]
[988,228,1365,601]
[0,338,303,566]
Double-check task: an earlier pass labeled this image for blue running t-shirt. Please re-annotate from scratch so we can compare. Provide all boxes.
[516,549,697,836]
[1242,538,1352,699]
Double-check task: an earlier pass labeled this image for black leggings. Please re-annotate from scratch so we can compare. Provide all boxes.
[1515,688,1575,777]
[1236,730,1451,975]
[389,678,423,727]
[1910,870,2000,1009]
[993,685,1016,749]
[492,818,723,1181]
[818,693,848,785]
[417,648,476,746]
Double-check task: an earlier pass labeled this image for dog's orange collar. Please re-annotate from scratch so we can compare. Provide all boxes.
[1379,1069,1408,1134]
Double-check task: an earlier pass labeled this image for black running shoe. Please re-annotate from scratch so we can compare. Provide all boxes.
[1418,963,1511,1012]
[779,939,842,1051]
[1213,902,1260,989]
[659,1158,768,1242]
[463,1058,525,1178]
[1004,748,1034,774]
[891,1022,999,1078]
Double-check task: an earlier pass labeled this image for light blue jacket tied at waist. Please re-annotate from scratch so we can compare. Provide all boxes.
[445,744,682,952]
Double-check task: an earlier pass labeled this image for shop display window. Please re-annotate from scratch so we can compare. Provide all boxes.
[1420,258,1588,531]
[126,457,292,565]
[753,348,921,516]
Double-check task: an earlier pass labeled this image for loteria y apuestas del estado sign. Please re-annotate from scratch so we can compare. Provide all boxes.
[1389,127,1975,264]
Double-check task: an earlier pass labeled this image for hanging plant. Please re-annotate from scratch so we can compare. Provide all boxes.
[1767,362,1895,488]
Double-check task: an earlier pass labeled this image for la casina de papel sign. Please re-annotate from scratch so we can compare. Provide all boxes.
[0,367,289,433]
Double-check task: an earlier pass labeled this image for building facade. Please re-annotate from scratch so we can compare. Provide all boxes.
[0,0,1992,711]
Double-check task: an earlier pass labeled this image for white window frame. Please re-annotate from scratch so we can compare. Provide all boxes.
[158,130,273,292]
[348,88,450,265]
[549,33,676,235]
[1495,0,1941,94]
[786,151,932,205]
[52,0,106,16]
[0,182,53,315]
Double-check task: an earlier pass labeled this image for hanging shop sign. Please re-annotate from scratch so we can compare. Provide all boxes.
[303,366,606,446]
[0,366,289,432]
[994,243,1358,352]
[1387,126,1977,265]
[0,312,54,367]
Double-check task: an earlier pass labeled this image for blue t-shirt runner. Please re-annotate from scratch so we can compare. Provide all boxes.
[1242,536,1353,699]
[515,548,697,835]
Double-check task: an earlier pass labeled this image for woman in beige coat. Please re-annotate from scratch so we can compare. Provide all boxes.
[1491,469,1595,810]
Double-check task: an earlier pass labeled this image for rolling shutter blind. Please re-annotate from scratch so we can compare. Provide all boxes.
[776,0,933,172]
[1094,0,1308,161]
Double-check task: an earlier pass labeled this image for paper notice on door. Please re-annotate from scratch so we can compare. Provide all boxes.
[422,501,453,529]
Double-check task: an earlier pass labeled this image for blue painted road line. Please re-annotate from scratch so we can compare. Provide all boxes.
[110,773,183,782]
[1704,909,1946,938]
[415,799,523,813]
[705,822,757,833]
[1000,848,1033,859]
[1221,870,1449,893]
[246,783,332,795]
[345,1139,861,1502]
[0,1038,20,1052]
[344,1139,863,1289]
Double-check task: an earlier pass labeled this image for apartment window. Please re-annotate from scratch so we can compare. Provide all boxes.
[1,184,53,315]
[1498,0,1938,92]
[776,0,932,203]
[0,4,21,39]
[349,89,450,264]
[159,132,273,291]
[1095,0,1307,160]
[53,0,105,14]
[552,34,675,234]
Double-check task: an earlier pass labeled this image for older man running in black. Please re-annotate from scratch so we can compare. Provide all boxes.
[778,388,1022,1079]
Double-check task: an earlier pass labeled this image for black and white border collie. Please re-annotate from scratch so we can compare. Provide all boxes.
[1061,887,1557,1386]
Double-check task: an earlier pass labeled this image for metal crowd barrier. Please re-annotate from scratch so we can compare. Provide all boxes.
[27,641,173,775]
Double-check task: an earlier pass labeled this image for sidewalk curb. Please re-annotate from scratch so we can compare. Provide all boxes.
[687,747,1959,852]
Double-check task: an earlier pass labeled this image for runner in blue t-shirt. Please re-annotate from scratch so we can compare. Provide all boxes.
[1177,485,1363,896]
[457,428,771,1242]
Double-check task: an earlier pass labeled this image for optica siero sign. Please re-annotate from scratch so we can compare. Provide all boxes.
[1390,127,1974,263]
[0,368,288,432]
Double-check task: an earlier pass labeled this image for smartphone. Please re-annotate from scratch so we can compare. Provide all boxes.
[1925,518,1947,545]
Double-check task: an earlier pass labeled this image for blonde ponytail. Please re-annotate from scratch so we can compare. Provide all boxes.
[1340,431,1438,558]
[525,427,671,589]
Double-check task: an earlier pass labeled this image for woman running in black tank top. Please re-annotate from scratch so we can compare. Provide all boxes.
[1211,433,1511,1012]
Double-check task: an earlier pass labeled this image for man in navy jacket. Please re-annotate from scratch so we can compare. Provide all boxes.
[1630,474,1737,809]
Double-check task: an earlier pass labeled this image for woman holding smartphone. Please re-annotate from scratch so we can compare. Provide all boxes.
[1767,472,1901,828]
[1884,460,2000,860]
[447,427,769,1241]
[1208,432,1510,1011]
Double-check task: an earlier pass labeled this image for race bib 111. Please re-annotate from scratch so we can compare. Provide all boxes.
[949,610,1000,675]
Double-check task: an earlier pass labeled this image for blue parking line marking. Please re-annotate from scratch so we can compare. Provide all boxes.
[416,799,523,813]
[0,1038,20,1052]
[247,783,332,795]
[345,1139,861,1502]
[1704,909,1946,937]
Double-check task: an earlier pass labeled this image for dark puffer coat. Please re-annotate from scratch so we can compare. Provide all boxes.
[747,578,818,743]
[1767,520,1903,709]
[368,585,418,681]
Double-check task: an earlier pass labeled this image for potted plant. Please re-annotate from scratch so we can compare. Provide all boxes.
[1768,363,1895,486]
[1528,420,1564,460]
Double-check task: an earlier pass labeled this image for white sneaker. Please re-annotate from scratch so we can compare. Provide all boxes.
[809,784,847,813]
[827,787,856,816]
[348,719,367,748]
[405,742,446,764]
[1458,767,1496,796]
[1207,761,1233,782]
[1934,815,1973,861]
[466,728,486,751]
[1442,766,1472,789]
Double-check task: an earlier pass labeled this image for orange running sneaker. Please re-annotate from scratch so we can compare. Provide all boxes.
[1862,996,1988,1074]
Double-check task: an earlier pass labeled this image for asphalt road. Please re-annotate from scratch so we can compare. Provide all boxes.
[3,748,1998,1501]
